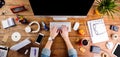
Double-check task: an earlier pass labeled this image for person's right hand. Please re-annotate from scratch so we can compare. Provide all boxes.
[50,26,59,39]
[60,25,69,40]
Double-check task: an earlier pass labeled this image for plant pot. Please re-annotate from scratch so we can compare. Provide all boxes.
[95,8,103,16]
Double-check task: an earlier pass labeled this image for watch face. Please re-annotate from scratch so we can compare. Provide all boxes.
[48,37,53,41]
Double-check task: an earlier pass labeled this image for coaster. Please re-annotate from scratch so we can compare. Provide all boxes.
[11,32,21,41]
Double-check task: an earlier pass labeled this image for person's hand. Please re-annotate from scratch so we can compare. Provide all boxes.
[60,25,69,40]
[50,26,59,39]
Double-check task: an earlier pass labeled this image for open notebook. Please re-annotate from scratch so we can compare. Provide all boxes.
[1,18,16,29]
[87,18,109,43]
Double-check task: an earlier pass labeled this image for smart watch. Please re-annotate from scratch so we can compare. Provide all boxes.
[48,37,54,41]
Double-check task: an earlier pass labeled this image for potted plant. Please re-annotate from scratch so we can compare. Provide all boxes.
[95,0,120,18]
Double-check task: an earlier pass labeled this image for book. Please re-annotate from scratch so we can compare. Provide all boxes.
[0,46,9,57]
[87,18,109,43]
[1,17,16,29]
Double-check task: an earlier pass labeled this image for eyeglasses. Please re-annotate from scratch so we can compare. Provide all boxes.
[93,23,106,35]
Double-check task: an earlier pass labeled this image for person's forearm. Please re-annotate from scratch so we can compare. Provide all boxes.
[64,37,74,50]
[44,40,53,50]
[41,37,53,57]
[64,37,78,57]
[68,49,77,57]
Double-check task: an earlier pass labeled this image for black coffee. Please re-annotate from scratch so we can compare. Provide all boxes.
[82,40,88,46]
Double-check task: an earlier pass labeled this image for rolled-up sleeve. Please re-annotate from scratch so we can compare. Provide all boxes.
[41,48,51,57]
[68,48,77,57]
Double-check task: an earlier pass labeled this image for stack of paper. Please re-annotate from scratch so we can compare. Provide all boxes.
[1,17,16,29]
[87,18,109,43]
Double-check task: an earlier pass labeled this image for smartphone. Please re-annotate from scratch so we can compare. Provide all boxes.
[90,46,101,54]
[10,6,27,13]
[35,33,44,44]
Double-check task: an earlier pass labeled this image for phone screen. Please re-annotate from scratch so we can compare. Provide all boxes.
[13,7,24,12]
[36,34,44,43]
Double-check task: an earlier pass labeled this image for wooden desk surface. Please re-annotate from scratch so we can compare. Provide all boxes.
[0,0,120,57]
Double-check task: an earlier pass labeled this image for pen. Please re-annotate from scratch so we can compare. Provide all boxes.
[41,21,49,31]
[34,49,36,57]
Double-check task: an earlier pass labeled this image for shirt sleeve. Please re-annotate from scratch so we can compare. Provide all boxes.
[68,48,78,57]
[41,48,51,57]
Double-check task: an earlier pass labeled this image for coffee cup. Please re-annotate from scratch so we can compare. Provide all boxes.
[79,39,89,46]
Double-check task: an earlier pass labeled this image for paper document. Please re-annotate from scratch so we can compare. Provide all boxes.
[87,18,109,43]
[30,47,39,57]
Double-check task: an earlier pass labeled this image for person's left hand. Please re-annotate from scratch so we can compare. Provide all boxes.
[50,26,59,39]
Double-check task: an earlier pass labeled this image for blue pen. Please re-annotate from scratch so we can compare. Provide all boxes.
[34,49,36,57]
[41,21,49,31]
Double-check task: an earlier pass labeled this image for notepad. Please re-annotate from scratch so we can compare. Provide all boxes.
[1,17,16,29]
[87,18,109,43]
[0,46,9,57]
[30,47,39,57]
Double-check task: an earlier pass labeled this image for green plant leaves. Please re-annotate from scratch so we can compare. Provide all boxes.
[96,0,120,18]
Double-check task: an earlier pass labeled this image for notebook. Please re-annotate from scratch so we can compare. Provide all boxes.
[30,47,39,57]
[87,18,109,43]
[1,17,16,29]
[0,46,9,57]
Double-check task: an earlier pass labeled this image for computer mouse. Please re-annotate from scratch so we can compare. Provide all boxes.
[106,41,114,49]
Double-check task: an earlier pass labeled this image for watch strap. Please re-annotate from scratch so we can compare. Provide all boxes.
[48,37,54,41]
